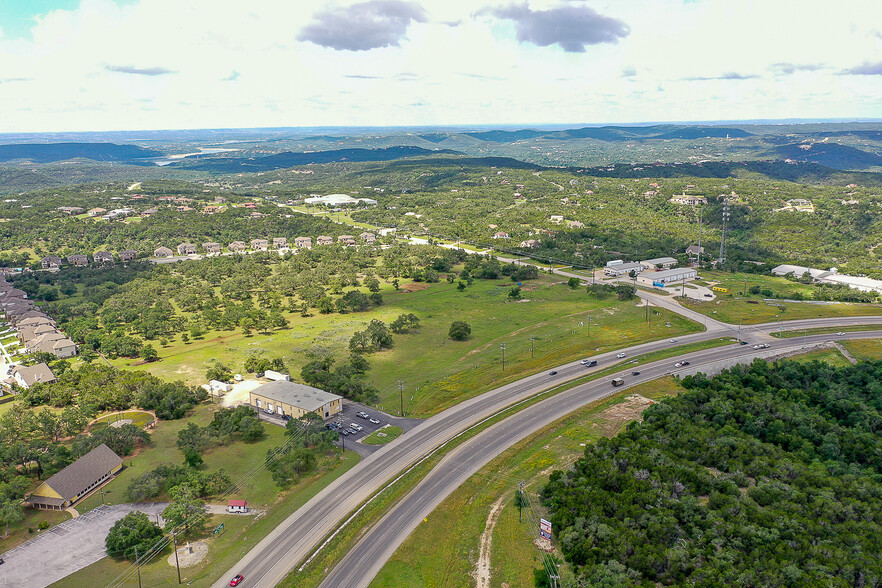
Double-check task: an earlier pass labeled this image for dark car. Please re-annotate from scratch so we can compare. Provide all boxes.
[740,341,748,345]
[230,574,244,587]
[681,361,690,366]
[631,371,641,376]
[281,415,291,421]
[549,371,558,376]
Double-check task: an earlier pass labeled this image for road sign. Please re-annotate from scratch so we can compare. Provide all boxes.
[540,518,552,540]
[213,522,225,535]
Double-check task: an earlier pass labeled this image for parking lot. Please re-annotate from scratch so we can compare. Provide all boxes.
[330,403,422,457]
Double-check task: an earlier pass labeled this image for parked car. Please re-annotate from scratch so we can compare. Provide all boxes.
[616,352,626,358]
[342,429,350,436]
[369,418,380,424]
[704,293,713,297]
[230,574,244,587]
[356,411,369,419]
[350,423,363,431]
[281,415,291,421]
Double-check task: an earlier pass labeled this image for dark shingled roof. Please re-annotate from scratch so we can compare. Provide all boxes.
[42,443,122,500]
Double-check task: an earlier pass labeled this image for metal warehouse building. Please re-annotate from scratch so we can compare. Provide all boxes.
[249,381,343,420]
[647,267,698,284]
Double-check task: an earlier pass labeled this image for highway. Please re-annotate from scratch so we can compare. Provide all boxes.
[318,328,882,588]
[211,313,882,588]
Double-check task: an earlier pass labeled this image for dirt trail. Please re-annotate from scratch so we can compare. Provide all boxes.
[474,494,507,588]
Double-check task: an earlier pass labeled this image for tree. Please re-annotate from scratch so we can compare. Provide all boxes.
[205,360,233,382]
[448,321,472,341]
[183,448,204,468]
[140,344,158,362]
[364,277,380,292]
[177,423,209,453]
[0,498,24,537]
[457,281,466,292]
[508,286,522,300]
[615,283,636,301]
[567,277,580,289]
[105,510,163,560]
[390,313,420,334]
[163,484,206,535]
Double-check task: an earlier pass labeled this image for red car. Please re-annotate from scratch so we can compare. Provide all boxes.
[230,574,244,586]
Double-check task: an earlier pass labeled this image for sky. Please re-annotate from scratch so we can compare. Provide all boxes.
[1,0,881,133]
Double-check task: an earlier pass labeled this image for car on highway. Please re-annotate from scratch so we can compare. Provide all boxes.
[740,341,749,345]
[631,371,641,376]
[836,332,845,336]
[580,359,598,367]
[230,574,244,586]
[670,338,678,343]
[616,352,626,358]
[549,371,558,376]
[674,361,690,368]
[753,343,770,349]
[369,418,380,424]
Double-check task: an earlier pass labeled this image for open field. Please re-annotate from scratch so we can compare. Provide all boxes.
[842,339,882,360]
[683,270,882,324]
[113,276,703,417]
[90,410,155,430]
[784,348,854,367]
[370,377,684,588]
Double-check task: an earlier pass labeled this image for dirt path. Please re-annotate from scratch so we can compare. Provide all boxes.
[474,494,507,588]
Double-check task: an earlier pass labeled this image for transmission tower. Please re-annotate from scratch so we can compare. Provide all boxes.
[718,198,730,265]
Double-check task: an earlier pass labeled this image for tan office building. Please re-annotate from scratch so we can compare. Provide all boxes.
[249,381,342,420]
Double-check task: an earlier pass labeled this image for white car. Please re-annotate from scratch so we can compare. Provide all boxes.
[753,343,770,349]
[836,332,845,336]
[674,362,683,368]
[616,352,626,358]
[670,339,678,343]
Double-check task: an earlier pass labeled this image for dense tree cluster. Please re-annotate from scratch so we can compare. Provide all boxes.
[541,359,882,587]
[266,413,338,488]
[300,354,379,404]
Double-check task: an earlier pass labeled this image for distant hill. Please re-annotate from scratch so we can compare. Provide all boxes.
[0,142,162,163]
[178,146,462,172]
[463,125,753,143]
[766,142,882,170]
[417,133,453,143]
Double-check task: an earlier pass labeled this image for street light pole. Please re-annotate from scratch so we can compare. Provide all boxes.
[500,343,506,371]
[397,380,404,417]
[529,336,534,358]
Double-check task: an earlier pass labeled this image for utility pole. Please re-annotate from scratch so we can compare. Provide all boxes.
[172,532,182,584]
[529,336,534,358]
[719,198,730,265]
[135,546,143,588]
[697,205,703,268]
[587,315,591,338]
[397,380,404,417]
[517,481,525,523]
[500,343,506,371]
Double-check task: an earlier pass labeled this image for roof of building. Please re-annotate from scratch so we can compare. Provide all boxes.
[228,499,247,507]
[649,267,698,280]
[770,264,830,279]
[38,444,122,501]
[11,363,56,387]
[251,381,342,412]
[606,262,644,271]
[641,257,678,266]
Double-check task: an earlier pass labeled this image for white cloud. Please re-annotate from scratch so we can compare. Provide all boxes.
[0,0,881,132]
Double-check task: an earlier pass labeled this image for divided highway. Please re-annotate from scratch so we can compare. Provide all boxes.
[214,316,882,588]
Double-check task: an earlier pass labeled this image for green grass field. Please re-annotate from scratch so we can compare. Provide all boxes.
[683,271,882,325]
[783,348,854,368]
[369,377,685,588]
[361,425,403,445]
[89,410,155,430]
[771,324,882,338]
[842,339,882,361]
[115,276,704,417]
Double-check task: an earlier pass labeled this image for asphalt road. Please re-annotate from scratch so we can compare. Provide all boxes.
[320,329,882,588]
[211,315,882,588]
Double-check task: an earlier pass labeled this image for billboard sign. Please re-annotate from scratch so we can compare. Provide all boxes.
[540,518,552,540]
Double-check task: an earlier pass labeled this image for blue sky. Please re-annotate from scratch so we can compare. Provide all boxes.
[0,0,881,132]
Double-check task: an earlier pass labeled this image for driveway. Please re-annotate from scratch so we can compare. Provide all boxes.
[0,502,168,588]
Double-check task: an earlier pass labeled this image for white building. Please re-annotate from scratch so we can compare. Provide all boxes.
[772,264,882,294]
[604,262,644,277]
[304,194,378,207]
[640,257,678,270]
[647,267,698,284]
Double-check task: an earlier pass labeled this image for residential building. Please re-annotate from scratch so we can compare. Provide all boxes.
[647,267,698,284]
[273,237,288,249]
[338,235,356,246]
[519,239,540,248]
[41,256,63,269]
[640,257,678,270]
[669,194,707,206]
[685,245,704,257]
[493,231,510,239]
[58,206,84,215]
[87,208,107,217]
[303,194,378,206]
[316,236,334,246]
[26,444,123,510]
[549,215,564,223]
[250,239,269,251]
[228,241,247,252]
[67,254,89,266]
[227,500,248,514]
[202,242,221,254]
[249,381,342,420]
[119,249,138,262]
[154,246,174,258]
[294,237,312,249]
[359,232,376,243]
[94,251,114,264]
[8,363,56,389]
[567,220,585,228]
[177,243,197,255]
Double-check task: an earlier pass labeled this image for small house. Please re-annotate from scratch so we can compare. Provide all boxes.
[94,251,114,264]
[338,235,356,246]
[228,241,247,252]
[154,246,174,258]
[273,237,288,249]
[87,208,107,217]
[119,249,138,262]
[250,239,269,251]
[227,499,248,513]
[26,444,123,510]
[67,254,89,267]
[316,236,334,246]
[41,256,63,269]
[202,242,221,254]
[359,232,376,243]
[294,237,312,249]
[177,243,197,255]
